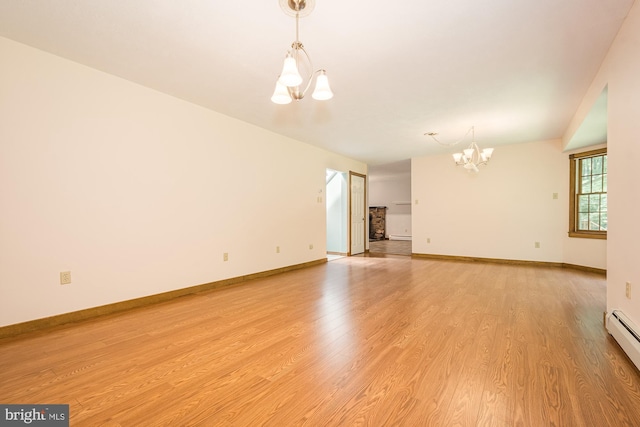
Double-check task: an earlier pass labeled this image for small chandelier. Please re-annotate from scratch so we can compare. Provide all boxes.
[271,0,333,104]
[426,126,494,172]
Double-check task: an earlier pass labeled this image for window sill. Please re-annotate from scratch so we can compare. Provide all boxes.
[568,231,607,240]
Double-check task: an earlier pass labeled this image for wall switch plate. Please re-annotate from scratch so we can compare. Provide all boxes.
[535,242,540,248]
[60,271,71,285]
[276,246,280,253]
[309,244,313,250]
[223,253,229,262]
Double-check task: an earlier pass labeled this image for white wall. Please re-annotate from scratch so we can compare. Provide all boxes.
[565,2,640,327]
[413,139,606,268]
[413,139,568,262]
[0,37,366,327]
[369,172,412,238]
[562,237,606,270]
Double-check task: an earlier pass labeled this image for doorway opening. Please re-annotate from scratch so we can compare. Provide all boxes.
[326,169,348,260]
[368,160,412,256]
[349,171,367,256]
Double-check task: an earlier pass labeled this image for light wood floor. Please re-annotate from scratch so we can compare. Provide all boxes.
[368,239,412,256]
[2,256,640,426]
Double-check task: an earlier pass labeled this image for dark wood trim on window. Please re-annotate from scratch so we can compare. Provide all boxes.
[569,148,607,239]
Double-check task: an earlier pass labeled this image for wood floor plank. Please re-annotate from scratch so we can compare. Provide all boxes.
[1,256,640,425]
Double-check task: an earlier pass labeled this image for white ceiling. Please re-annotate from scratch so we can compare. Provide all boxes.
[0,0,633,166]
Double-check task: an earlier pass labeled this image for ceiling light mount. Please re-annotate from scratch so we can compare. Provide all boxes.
[279,0,315,17]
[426,126,494,172]
[271,0,333,104]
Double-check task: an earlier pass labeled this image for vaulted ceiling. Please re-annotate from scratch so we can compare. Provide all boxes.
[0,0,633,165]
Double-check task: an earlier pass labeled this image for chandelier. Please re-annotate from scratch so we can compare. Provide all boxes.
[426,126,494,172]
[271,0,333,104]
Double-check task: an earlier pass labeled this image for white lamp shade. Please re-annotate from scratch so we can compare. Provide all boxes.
[452,153,463,163]
[312,71,333,100]
[271,81,292,104]
[482,147,494,159]
[463,148,475,159]
[278,54,303,87]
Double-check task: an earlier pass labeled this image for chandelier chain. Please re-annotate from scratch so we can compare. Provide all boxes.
[426,126,475,147]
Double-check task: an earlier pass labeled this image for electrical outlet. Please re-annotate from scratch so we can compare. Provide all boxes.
[535,242,540,249]
[276,246,280,253]
[626,282,631,299]
[60,271,71,285]
[427,238,431,244]
[223,252,229,262]
[553,193,558,200]
[309,244,313,250]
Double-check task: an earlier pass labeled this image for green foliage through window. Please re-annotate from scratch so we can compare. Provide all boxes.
[576,154,607,232]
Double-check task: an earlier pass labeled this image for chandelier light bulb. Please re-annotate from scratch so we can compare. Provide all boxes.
[278,53,303,87]
[311,70,333,100]
[452,153,463,163]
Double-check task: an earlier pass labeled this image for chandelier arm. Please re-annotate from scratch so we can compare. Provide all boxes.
[470,142,480,164]
[287,44,316,100]
[425,126,474,147]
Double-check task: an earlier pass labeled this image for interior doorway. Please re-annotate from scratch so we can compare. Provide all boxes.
[368,160,412,256]
[349,171,367,255]
[326,169,367,257]
[326,169,348,259]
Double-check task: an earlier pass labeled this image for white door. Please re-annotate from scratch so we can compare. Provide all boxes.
[350,173,366,255]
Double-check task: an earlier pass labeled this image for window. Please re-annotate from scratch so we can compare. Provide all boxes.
[569,148,607,239]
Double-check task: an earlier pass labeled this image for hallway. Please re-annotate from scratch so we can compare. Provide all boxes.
[368,239,412,256]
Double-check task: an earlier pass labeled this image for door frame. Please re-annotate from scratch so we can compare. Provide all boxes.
[348,171,367,256]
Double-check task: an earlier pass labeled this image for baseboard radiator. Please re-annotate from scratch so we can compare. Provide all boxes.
[389,235,411,241]
[607,310,640,371]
